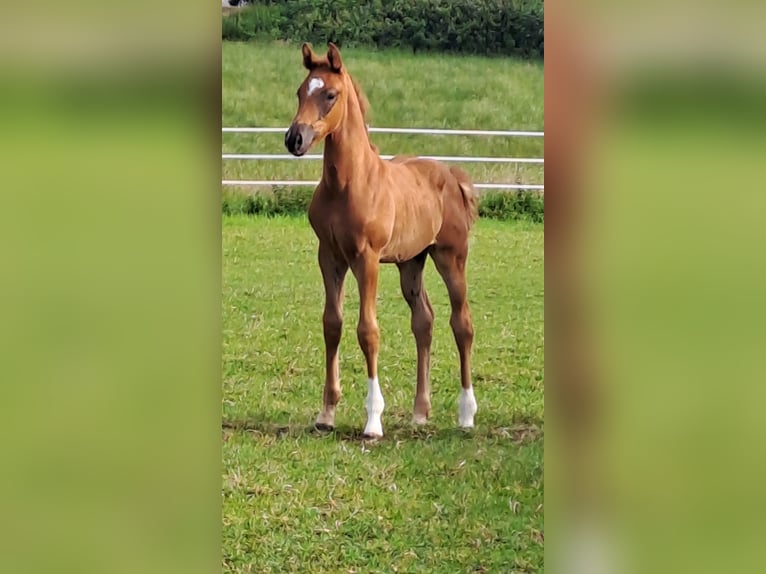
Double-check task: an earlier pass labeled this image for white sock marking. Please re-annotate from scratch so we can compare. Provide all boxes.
[364,376,385,437]
[307,77,324,95]
[458,387,478,428]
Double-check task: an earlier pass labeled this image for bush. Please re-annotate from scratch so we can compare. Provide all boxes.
[477,190,544,222]
[222,0,544,58]
[222,187,543,222]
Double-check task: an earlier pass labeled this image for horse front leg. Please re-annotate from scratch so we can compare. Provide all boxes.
[351,253,384,438]
[316,245,348,431]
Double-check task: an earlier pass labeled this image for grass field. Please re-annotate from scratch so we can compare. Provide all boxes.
[222,41,544,189]
[222,215,544,572]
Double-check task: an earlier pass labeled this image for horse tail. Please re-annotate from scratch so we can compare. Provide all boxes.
[450,166,479,230]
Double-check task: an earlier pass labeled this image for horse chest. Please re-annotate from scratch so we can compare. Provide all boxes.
[309,208,364,258]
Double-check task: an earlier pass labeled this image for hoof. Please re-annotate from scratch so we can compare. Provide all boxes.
[412,414,429,426]
[314,422,335,432]
[363,419,383,439]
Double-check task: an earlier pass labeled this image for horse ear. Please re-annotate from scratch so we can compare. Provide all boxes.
[327,42,343,72]
[302,43,317,70]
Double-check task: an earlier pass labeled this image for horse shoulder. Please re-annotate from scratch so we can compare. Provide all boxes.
[308,183,333,234]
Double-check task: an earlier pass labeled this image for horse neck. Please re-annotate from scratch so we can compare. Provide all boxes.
[322,80,376,189]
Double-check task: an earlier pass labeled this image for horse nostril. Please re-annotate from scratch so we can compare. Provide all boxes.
[295,133,303,149]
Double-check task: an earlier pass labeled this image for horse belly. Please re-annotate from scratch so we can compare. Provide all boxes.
[379,243,430,263]
[377,162,445,262]
[379,207,441,263]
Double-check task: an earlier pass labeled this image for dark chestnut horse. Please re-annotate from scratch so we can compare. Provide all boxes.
[285,43,478,438]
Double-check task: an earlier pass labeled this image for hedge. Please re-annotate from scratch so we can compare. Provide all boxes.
[222,187,544,222]
[222,0,544,58]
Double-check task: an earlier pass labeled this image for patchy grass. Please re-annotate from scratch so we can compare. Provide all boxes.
[222,215,544,572]
[222,41,544,190]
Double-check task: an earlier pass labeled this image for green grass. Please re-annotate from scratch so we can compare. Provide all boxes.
[222,215,544,572]
[222,41,544,189]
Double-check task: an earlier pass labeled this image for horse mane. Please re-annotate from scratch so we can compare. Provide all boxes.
[349,75,369,123]
[348,74,378,153]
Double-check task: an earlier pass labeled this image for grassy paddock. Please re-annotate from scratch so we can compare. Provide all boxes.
[222,215,544,572]
[222,41,544,192]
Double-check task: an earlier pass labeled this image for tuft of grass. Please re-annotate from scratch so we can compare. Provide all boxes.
[222,215,543,572]
[222,41,544,191]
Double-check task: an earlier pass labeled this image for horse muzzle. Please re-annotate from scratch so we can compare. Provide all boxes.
[285,123,316,156]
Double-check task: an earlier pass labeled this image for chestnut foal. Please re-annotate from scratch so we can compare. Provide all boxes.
[285,43,478,438]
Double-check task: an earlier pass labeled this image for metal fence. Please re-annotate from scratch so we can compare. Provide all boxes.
[221,127,544,191]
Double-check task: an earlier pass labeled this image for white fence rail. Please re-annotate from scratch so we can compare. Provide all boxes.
[222,153,544,165]
[222,126,544,191]
[223,127,544,137]
[222,180,544,190]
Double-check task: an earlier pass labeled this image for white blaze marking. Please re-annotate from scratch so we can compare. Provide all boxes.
[364,376,385,437]
[307,77,324,95]
[458,387,478,428]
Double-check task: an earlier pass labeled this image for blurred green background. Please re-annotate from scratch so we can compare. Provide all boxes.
[3,1,766,573]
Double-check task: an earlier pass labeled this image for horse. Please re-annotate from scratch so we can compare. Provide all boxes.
[284,42,478,438]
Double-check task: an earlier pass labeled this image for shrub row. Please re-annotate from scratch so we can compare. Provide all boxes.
[222,0,543,58]
[222,187,544,222]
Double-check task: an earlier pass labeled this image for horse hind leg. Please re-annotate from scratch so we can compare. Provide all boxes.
[431,245,477,428]
[397,251,434,425]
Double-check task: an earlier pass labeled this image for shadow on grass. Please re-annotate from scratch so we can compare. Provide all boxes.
[222,413,543,444]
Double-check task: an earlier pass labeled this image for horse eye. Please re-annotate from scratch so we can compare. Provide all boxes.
[326,91,337,101]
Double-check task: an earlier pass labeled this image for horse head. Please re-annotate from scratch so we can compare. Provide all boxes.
[285,42,348,156]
